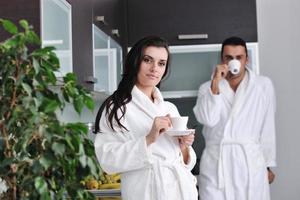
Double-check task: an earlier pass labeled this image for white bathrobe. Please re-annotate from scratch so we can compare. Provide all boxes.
[193,69,276,200]
[94,86,198,200]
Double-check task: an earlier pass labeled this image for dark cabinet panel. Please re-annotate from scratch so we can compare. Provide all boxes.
[67,0,94,90]
[0,0,40,42]
[0,0,95,90]
[93,0,128,47]
[127,0,257,46]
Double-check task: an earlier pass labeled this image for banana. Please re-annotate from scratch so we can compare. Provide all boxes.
[82,172,121,190]
[111,174,121,182]
[98,183,120,189]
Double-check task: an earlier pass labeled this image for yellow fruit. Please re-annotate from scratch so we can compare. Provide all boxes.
[80,180,85,186]
[112,174,121,182]
[98,183,120,189]
[85,179,99,190]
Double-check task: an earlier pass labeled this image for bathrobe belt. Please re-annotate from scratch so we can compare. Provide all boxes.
[206,139,260,200]
[151,159,197,200]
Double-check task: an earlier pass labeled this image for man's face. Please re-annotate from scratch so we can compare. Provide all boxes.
[222,45,248,69]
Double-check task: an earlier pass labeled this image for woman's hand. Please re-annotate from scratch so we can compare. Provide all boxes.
[146,115,171,146]
[178,131,195,149]
[177,131,195,164]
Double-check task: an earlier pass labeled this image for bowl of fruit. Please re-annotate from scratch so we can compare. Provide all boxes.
[81,172,121,197]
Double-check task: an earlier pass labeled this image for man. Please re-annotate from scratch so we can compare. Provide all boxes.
[193,36,276,200]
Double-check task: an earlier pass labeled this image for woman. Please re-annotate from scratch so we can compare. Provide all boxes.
[94,36,198,200]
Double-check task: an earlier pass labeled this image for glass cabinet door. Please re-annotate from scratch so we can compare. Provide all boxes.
[41,0,72,77]
[110,38,123,85]
[160,43,259,98]
[93,25,118,94]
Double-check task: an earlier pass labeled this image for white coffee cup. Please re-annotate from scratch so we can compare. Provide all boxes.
[228,59,241,75]
[170,116,188,131]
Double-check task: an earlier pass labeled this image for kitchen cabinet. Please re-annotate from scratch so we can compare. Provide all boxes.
[93,25,123,95]
[0,0,40,43]
[110,37,123,84]
[93,0,127,47]
[68,0,94,90]
[0,0,99,91]
[127,0,257,46]
[41,0,73,77]
[160,43,259,98]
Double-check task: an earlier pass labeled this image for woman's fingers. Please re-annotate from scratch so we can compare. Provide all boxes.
[178,133,195,146]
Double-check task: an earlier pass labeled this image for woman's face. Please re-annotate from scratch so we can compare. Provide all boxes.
[136,46,168,91]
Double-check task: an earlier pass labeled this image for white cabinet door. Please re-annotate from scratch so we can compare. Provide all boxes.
[41,0,72,77]
[161,43,259,98]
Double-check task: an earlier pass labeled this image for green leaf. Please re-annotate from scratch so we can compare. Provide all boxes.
[61,88,70,102]
[34,177,48,194]
[40,99,60,113]
[74,96,84,114]
[51,142,66,156]
[19,19,29,30]
[22,82,32,96]
[66,122,88,134]
[31,46,56,56]
[84,95,95,111]
[39,155,53,170]
[63,73,77,83]
[26,30,40,45]
[79,155,87,168]
[65,134,75,151]
[78,143,85,155]
[2,19,18,34]
[87,157,98,178]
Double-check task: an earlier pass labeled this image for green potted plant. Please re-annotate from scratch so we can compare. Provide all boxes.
[0,19,100,199]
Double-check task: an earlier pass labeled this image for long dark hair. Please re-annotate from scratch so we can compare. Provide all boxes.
[94,36,170,133]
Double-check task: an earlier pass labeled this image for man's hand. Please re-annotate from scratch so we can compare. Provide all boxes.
[267,168,275,184]
[211,64,229,94]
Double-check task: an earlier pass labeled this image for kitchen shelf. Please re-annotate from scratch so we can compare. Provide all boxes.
[87,189,121,197]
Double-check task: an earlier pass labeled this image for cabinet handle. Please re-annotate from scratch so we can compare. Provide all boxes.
[111,29,120,37]
[95,16,108,25]
[84,76,98,84]
[43,40,63,45]
[178,34,208,40]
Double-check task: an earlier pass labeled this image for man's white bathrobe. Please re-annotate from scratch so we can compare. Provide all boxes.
[94,86,198,200]
[193,69,276,200]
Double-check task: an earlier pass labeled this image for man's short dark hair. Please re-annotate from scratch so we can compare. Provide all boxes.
[221,36,248,57]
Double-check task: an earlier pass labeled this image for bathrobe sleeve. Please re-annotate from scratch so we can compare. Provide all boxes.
[184,146,197,171]
[94,111,153,174]
[193,81,223,127]
[259,78,277,167]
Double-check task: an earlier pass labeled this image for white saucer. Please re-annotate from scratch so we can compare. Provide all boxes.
[165,129,195,136]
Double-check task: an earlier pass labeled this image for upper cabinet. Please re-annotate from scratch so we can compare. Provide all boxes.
[93,0,127,47]
[127,0,257,46]
[93,25,122,95]
[160,43,259,98]
[41,0,73,77]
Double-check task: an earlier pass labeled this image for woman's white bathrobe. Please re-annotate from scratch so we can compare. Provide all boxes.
[94,86,198,200]
[193,69,276,200]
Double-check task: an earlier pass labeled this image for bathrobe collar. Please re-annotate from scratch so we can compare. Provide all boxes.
[131,86,166,119]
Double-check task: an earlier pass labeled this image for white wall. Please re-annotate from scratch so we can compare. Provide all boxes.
[256,0,300,199]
